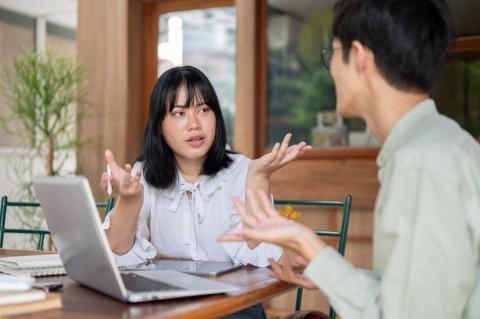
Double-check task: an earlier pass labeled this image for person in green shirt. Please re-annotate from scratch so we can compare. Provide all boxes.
[220,0,480,318]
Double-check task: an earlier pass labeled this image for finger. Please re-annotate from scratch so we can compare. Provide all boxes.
[274,133,292,163]
[298,145,312,158]
[104,149,121,170]
[282,255,298,279]
[220,228,267,243]
[294,256,310,267]
[269,266,305,286]
[129,169,142,184]
[218,232,247,242]
[120,164,133,184]
[268,272,280,279]
[132,174,142,183]
[269,259,287,281]
[261,143,280,165]
[246,239,260,250]
[281,142,305,164]
[258,191,278,218]
[246,189,268,222]
[285,143,303,154]
[277,256,310,286]
[270,142,280,159]
[236,227,271,243]
[100,172,108,189]
[233,196,258,227]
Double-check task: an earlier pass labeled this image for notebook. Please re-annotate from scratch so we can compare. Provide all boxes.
[0,289,46,306]
[0,254,66,277]
[0,291,62,316]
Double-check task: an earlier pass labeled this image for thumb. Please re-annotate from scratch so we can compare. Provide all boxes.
[105,149,120,170]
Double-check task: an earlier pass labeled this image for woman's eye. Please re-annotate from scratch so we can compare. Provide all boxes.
[198,106,210,113]
[172,111,184,117]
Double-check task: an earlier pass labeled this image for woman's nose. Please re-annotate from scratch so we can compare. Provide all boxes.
[186,109,200,130]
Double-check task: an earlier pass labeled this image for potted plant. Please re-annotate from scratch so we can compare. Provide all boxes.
[0,51,87,249]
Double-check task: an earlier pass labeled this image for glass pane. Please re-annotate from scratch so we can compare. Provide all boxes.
[158,7,236,147]
[266,0,378,148]
[432,52,480,141]
[446,0,480,36]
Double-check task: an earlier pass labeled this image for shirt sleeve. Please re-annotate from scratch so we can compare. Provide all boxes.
[101,162,157,267]
[221,156,283,267]
[304,168,476,319]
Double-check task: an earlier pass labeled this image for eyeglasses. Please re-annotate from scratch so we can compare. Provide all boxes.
[321,46,342,70]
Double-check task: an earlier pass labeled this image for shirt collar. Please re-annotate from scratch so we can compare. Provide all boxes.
[377,98,438,168]
[163,165,234,221]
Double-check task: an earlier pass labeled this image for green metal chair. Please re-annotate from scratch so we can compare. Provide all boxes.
[0,195,115,250]
[273,194,352,319]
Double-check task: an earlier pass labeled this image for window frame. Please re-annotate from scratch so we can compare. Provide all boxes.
[255,0,480,159]
[142,0,234,125]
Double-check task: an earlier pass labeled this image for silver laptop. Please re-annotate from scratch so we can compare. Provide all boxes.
[32,176,239,303]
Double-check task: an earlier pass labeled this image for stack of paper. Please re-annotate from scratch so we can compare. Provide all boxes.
[0,291,62,316]
[0,289,46,305]
[0,254,66,277]
[0,273,62,316]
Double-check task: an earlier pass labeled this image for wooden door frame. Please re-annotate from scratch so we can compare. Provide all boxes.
[142,0,234,126]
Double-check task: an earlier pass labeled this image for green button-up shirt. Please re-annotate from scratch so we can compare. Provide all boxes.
[305,99,480,319]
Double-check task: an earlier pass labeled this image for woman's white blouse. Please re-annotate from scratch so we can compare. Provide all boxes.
[102,153,283,267]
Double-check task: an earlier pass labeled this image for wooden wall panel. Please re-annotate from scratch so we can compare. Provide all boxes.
[271,158,379,209]
[77,0,144,198]
[234,0,257,158]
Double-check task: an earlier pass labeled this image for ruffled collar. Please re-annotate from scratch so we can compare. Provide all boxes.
[162,160,237,222]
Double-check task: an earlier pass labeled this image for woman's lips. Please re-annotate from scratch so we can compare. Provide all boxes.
[186,136,205,147]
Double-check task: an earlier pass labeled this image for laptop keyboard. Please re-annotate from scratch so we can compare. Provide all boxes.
[121,273,184,292]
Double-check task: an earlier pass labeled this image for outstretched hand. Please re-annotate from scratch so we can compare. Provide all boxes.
[100,149,143,198]
[218,190,325,259]
[249,133,311,178]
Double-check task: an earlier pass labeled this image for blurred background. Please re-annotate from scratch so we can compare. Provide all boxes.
[0,0,479,314]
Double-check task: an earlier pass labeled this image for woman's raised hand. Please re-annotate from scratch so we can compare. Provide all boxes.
[249,133,311,178]
[100,149,143,198]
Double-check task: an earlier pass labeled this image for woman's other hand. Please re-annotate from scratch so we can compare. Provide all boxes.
[248,133,311,178]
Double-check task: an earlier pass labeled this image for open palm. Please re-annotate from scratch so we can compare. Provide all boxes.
[219,190,311,252]
[100,149,143,198]
[249,133,311,178]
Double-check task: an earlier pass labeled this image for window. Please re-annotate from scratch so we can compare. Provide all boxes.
[155,6,236,147]
[261,0,480,157]
[265,0,378,150]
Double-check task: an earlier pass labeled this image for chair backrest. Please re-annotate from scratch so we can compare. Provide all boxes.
[0,195,115,250]
[273,194,352,319]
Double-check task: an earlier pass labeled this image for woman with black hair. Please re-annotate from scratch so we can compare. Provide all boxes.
[101,66,310,270]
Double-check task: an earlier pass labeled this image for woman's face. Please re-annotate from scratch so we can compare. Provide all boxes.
[162,85,216,166]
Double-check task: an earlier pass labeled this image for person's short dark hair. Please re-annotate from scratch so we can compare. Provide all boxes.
[332,0,453,92]
[138,65,232,189]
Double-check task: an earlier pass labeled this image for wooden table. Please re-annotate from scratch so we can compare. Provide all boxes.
[0,249,296,319]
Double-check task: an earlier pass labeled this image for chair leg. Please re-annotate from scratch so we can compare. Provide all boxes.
[295,288,303,311]
[38,234,45,250]
[328,307,335,319]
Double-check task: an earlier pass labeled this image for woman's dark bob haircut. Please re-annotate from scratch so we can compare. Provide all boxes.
[138,65,232,189]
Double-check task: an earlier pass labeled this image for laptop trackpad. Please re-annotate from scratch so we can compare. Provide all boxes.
[130,270,239,292]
